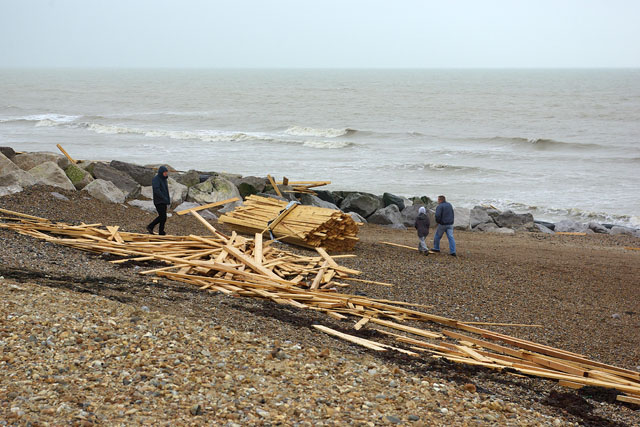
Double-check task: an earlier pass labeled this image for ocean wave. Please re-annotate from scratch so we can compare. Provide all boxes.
[284,126,356,138]
[487,136,602,150]
[83,123,272,142]
[398,162,493,173]
[301,140,357,149]
[0,113,81,125]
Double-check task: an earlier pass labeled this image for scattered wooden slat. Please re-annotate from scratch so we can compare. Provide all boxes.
[462,321,543,328]
[267,174,283,197]
[56,143,77,164]
[617,394,640,405]
[175,197,239,215]
[313,325,387,351]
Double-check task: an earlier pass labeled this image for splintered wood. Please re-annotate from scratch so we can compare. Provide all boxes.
[2,207,639,401]
[218,195,359,251]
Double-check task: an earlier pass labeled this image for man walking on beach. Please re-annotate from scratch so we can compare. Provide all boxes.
[414,206,431,255]
[147,165,170,235]
[432,195,456,256]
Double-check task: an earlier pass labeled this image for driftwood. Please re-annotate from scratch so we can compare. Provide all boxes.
[1,207,639,401]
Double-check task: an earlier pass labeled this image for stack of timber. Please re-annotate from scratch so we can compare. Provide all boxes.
[218,195,359,252]
[2,208,639,403]
[275,177,331,195]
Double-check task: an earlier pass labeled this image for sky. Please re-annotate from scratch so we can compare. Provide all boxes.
[1,0,639,68]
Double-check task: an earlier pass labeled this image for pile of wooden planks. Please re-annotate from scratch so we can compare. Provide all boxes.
[275,177,331,195]
[1,207,639,403]
[218,195,359,252]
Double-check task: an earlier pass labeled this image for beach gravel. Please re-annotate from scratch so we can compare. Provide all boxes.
[1,185,639,426]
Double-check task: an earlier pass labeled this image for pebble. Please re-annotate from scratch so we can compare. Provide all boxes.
[384,415,402,424]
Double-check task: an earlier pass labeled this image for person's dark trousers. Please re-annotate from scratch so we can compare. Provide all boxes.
[148,203,167,235]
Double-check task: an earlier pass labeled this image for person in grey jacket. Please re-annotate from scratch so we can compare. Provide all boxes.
[433,195,456,256]
[147,165,170,235]
[414,206,431,255]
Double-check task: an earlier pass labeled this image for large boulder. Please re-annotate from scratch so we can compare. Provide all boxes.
[554,219,588,233]
[453,207,471,230]
[368,204,403,226]
[174,170,201,188]
[0,152,21,176]
[12,152,69,171]
[536,223,555,234]
[187,175,242,205]
[382,192,405,211]
[82,179,126,204]
[610,226,636,236]
[401,204,435,228]
[409,196,436,210]
[0,185,23,197]
[28,161,75,191]
[298,193,339,210]
[0,169,38,188]
[470,206,495,229]
[227,176,267,199]
[173,202,218,220]
[64,164,94,190]
[339,192,383,218]
[535,220,556,231]
[494,210,534,229]
[315,190,339,206]
[91,162,141,199]
[140,178,188,205]
[348,211,367,224]
[0,147,16,159]
[110,160,156,186]
[473,222,500,232]
[587,221,609,234]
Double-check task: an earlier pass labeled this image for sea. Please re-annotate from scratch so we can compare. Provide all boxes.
[1,68,639,227]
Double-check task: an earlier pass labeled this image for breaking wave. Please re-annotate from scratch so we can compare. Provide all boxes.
[0,113,81,125]
[487,136,603,150]
[284,126,356,138]
[398,162,494,173]
[301,140,357,149]
[82,123,272,142]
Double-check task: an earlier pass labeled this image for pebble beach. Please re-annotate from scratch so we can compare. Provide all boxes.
[1,185,639,426]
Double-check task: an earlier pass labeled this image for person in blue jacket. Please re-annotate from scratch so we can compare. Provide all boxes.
[432,195,456,256]
[147,166,170,235]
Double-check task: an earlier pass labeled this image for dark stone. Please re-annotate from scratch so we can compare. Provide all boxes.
[534,220,556,231]
[0,146,16,159]
[339,192,383,218]
[238,182,258,199]
[199,174,212,183]
[174,169,201,187]
[368,204,402,225]
[110,160,156,186]
[494,210,534,229]
[91,162,141,199]
[409,196,436,209]
[382,192,405,211]
[314,190,338,205]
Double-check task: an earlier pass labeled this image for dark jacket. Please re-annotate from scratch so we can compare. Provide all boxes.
[152,166,170,205]
[414,212,430,238]
[435,201,454,225]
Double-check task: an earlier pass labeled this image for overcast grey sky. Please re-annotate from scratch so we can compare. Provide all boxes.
[1,0,639,68]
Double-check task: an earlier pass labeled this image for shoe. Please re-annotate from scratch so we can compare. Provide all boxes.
[146,225,154,235]
[431,249,440,253]
[159,231,166,236]
[450,253,457,257]
[423,250,429,256]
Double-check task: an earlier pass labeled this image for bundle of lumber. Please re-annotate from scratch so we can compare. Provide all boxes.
[218,195,359,251]
[2,208,639,403]
[275,177,331,195]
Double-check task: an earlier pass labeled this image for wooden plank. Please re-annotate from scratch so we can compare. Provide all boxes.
[56,143,77,164]
[176,197,239,215]
[310,261,329,291]
[558,380,585,390]
[253,233,263,265]
[354,317,370,330]
[312,325,387,351]
[462,321,543,328]
[223,244,283,281]
[379,241,418,251]
[267,174,283,197]
[368,318,442,339]
[190,210,218,234]
[617,394,640,405]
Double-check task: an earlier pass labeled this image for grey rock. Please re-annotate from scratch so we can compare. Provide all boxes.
[588,221,609,234]
[91,162,141,199]
[12,151,69,171]
[470,206,495,229]
[64,164,94,190]
[554,219,588,233]
[187,176,242,206]
[227,175,267,198]
[0,184,23,197]
[110,160,156,186]
[368,204,402,225]
[611,313,621,320]
[347,211,367,224]
[409,196,437,209]
[0,169,38,188]
[173,202,218,220]
[386,223,407,230]
[82,179,126,204]
[50,192,69,201]
[400,197,413,208]
[494,209,534,229]
[315,190,339,205]
[128,199,157,213]
[453,207,471,230]
[382,192,405,211]
[536,223,555,234]
[167,177,188,205]
[610,225,635,236]
[535,220,556,231]
[384,415,402,424]
[0,147,16,159]
[0,152,21,176]
[29,161,75,191]
[174,169,201,188]
[339,192,383,218]
[473,222,500,232]
[298,193,339,210]
[408,414,420,421]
